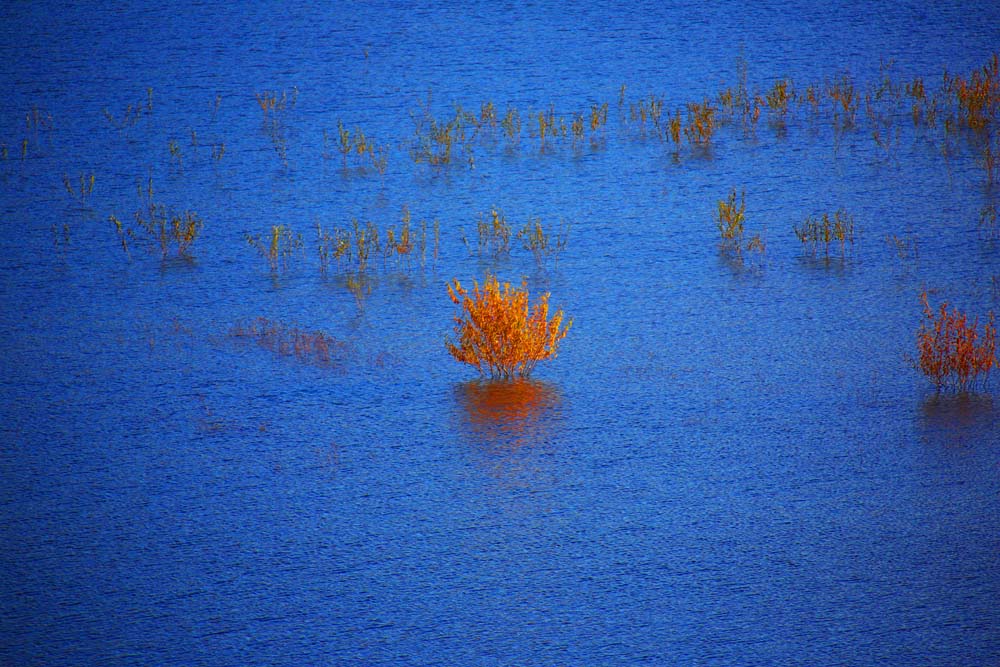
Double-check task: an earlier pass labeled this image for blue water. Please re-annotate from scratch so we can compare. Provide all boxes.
[2,1,1000,665]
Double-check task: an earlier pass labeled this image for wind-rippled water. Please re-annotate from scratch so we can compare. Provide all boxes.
[2,1,999,665]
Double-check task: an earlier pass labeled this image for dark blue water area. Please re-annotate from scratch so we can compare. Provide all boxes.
[2,1,1000,665]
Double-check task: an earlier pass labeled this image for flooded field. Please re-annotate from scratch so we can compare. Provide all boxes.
[2,1,999,664]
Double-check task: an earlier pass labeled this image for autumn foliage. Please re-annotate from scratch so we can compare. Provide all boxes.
[446,275,571,379]
[917,291,997,391]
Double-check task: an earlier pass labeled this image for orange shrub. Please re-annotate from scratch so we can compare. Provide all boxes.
[446,275,571,379]
[917,291,997,391]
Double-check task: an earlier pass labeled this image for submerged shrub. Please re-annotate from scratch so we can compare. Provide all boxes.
[446,275,571,379]
[63,172,95,204]
[916,291,997,392]
[765,78,793,121]
[475,207,513,257]
[327,120,389,175]
[980,204,999,241]
[684,100,717,145]
[828,71,860,128]
[948,53,999,131]
[316,207,437,277]
[714,188,766,268]
[517,217,569,264]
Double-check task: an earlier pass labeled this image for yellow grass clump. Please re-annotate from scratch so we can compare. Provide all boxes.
[716,187,746,251]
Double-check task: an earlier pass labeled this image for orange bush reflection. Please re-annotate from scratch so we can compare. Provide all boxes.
[455,379,563,488]
[455,379,562,449]
[919,392,995,447]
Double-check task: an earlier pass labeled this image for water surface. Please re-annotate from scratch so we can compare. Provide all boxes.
[2,1,999,665]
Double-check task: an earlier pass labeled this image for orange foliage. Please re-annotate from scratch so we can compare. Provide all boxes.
[446,275,571,379]
[917,291,997,391]
[951,53,999,130]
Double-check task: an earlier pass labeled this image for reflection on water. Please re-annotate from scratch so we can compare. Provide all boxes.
[795,253,852,276]
[919,392,997,446]
[457,379,561,438]
[454,379,563,487]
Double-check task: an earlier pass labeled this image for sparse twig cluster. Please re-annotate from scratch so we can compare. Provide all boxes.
[63,172,95,204]
[794,209,855,258]
[517,217,569,264]
[715,188,765,266]
[109,176,203,259]
[245,225,303,273]
[316,206,438,275]
[326,121,389,176]
[103,88,153,131]
[255,88,298,168]
[462,208,568,265]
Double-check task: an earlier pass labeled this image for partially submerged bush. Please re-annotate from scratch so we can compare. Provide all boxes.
[109,177,203,259]
[794,209,855,258]
[475,207,512,258]
[916,291,997,391]
[517,217,569,264]
[446,275,571,379]
[315,207,437,275]
[716,187,746,251]
[684,100,717,145]
[715,188,764,266]
[244,224,302,273]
